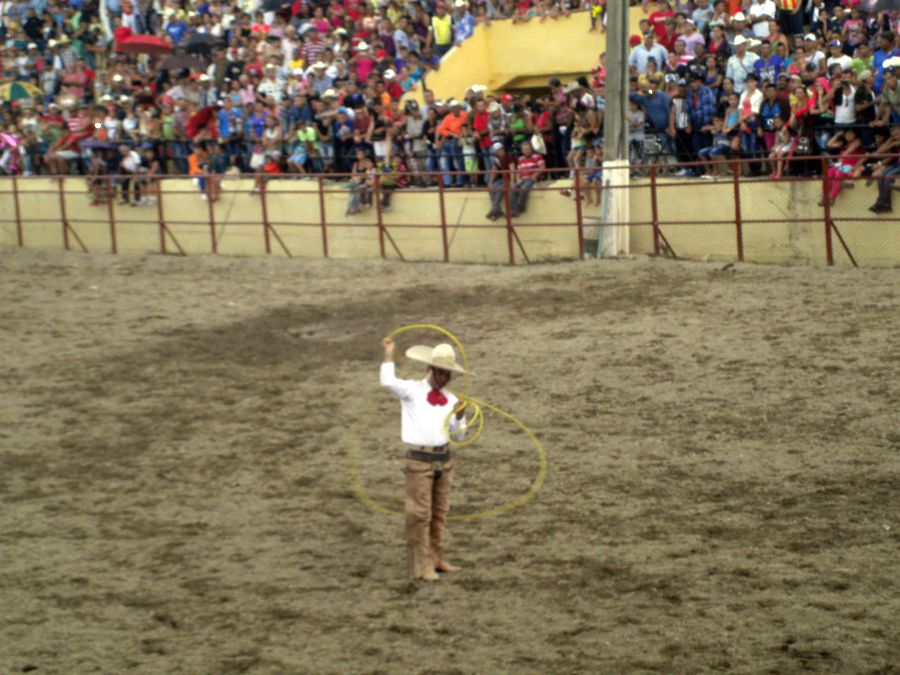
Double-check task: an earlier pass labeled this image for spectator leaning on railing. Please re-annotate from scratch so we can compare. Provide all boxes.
[1,0,900,218]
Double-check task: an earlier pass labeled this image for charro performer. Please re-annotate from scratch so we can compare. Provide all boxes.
[380,336,468,582]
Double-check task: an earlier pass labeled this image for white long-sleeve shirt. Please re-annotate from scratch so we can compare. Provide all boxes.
[380,362,466,447]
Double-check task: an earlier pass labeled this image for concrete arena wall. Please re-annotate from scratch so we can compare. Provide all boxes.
[0,177,896,267]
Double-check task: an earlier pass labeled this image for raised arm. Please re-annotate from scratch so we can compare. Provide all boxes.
[380,336,415,399]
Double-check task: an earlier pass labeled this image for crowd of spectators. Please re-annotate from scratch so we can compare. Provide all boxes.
[1,0,900,214]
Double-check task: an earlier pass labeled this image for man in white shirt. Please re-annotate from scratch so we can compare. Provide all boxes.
[748,0,776,39]
[826,40,853,74]
[381,337,468,582]
[726,36,758,94]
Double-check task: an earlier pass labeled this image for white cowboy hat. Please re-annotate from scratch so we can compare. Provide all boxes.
[733,35,748,47]
[406,344,469,374]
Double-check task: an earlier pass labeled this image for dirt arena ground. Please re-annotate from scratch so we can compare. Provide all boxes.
[0,248,897,674]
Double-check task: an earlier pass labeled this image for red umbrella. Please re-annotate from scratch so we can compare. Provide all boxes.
[116,35,174,57]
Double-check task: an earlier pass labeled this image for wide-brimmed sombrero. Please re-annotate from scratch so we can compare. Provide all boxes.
[405,343,470,375]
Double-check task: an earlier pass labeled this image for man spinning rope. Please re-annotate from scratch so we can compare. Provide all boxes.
[380,337,468,582]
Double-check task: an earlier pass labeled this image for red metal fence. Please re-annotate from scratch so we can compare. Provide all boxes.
[2,158,897,267]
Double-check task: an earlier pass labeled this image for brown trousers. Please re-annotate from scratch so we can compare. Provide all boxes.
[405,457,453,579]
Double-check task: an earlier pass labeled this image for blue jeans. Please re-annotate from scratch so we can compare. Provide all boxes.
[510,178,534,216]
[440,139,466,187]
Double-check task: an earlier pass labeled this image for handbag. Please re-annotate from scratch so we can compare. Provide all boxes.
[530,132,547,155]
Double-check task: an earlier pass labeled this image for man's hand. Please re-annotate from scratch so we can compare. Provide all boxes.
[382,336,394,362]
[453,400,467,420]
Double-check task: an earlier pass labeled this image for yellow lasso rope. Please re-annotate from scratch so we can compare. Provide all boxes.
[388,323,482,449]
[346,324,548,522]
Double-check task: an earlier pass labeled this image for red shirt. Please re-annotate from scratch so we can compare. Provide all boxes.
[516,153,545,180]
[113,26,134,44]
[648,10,673,39]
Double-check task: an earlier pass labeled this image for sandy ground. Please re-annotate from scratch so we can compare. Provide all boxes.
[0,248,897,674]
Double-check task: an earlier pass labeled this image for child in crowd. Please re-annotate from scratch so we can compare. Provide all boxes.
[697,116,731,177]
[627,99,645,169]
[769,116,796,180]
[346,148,374,215]
[588,0,606,33]
[583,145,603,207]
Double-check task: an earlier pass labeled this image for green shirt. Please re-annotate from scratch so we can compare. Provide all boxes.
[850,56,873,76]
[296,126,318,150]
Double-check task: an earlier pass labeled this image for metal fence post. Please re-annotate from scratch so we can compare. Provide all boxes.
[504,171,515,265]
[261,177,272,254]
[650,165,660,255]
[207,177,217,254]
[59,176,70,251]
[437,179,449,262]
[375,175,386,259]
[106,178,118,254]
[822,157,834,265]
[732,161,744,262]
[157,177,168,254]
[317,175,329,258]
[574,166,584,260]
[12,175,23,247]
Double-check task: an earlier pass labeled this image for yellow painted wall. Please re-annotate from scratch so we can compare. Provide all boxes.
[424,8,648,100]
[0,177,897,267]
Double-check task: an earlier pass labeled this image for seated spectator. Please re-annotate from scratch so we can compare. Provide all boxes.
[820,129,863,207]
[510,140,545,217]
[346,148,375,216]
[486,142,513,221]
[867,127,900,213]
[697,116,732,176]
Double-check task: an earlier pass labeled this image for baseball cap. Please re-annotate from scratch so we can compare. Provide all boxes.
[804,33,817,41]
[490,142,503,153]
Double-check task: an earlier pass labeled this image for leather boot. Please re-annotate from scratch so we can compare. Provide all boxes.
[435,560,462,573]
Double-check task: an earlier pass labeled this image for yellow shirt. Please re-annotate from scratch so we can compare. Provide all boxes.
[432,15,452,46]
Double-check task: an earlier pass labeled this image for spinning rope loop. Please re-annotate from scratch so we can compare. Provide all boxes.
[347,324,548,522]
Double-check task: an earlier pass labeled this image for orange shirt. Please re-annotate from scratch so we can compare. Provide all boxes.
[436,111,467,138]
[188,153,204,176]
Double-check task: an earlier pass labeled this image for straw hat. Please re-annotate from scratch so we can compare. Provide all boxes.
[406,344,469,374]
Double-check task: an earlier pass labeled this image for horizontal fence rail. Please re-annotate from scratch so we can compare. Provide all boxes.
[1,157,897,267]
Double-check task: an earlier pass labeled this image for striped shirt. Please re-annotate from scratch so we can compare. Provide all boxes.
[516,153,545,180]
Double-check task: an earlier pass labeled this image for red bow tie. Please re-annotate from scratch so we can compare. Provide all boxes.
[427,388,448,407]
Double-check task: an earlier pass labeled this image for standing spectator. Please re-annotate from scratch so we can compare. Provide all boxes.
[726,35,758,94]
[453,0,474,46]
[825,40,852,74]
[436,98,467,187]
[754,40,784,85]
[430,3,454,59]
[669,78,693,169]
[778,0,804,40]
[681,20,706,58]
[872,32,900,94]
[832,70,857,131]
[760,82,785,155]
[748,0,777,39]
[738,73,764,171]
[629,31,669,75]
[510,140,544,217]
[687,74,717,163]
[874,67,900,126]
